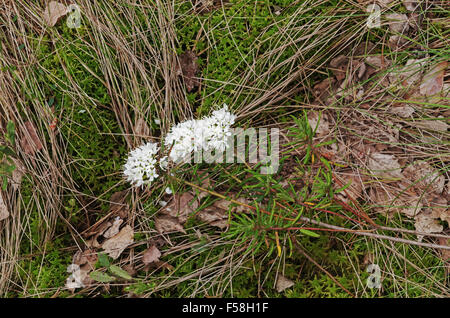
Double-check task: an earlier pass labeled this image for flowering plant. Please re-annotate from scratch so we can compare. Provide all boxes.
[123,105,235,187]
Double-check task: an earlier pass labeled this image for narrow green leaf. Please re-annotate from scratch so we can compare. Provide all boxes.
[89,271,115,283]
[300,229,320,238]
[109,265,132,280]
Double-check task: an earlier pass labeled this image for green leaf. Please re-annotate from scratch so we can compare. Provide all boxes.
[97,253,110,268]
[89,271,116,283]
[7,121,15,146]
[300,229,320,238]
[109,265,132,280]
[0,145,15,157]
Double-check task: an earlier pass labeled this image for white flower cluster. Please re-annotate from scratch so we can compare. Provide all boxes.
[123,105,235,187]
[123,141,159,187]
[164,105,236,162]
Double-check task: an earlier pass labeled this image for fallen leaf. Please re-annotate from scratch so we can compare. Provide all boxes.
[389,104,415,117]
[66,249,98,290]
[419,61,448,96]
[334,170,365,202]
[437,237,450,273]
[414,212,443,241]
[176,50,199,92]
[403,0,418,11]
[101,225,134,259]
[134,118,150,138]
[385,13,409,33]
[196,207,229,229]
[109,190,129,219]
[21,121,43,156]
[142,245,161,265]
[367,153,402,179]
[389,58,426,88]
[329,55,349,82]
[43,1,68,27]
[0,192,9,221]
[307,111,330,137]
[414,119,449,132]
[402,161,445,195]
[103,217,123,239]
[155,215,186,234]
[369,186,423,217]
[161,192,199,224]
[276,275,294,293]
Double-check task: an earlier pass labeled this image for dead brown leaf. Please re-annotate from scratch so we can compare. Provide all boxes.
[385,13,409,33]
[134,118,150,138]
[176,50,199,92]
[367,153,402,179]
[101,225,134,259]
[414,212,443,241]
[21,121,43,156]
[276,274,294,293]
[109,190,129,219]
[402,161,445,195]
[196,207,229,229]
[0,192,9,221]
[43,1,68,27]
[307,111,331,137]
[161,192,199,224]
[142,245,161,265]
[403,0,418,11]
[419,61,448,96]
[155,215,186,234]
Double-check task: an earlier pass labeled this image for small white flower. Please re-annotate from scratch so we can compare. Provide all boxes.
[159,200,168,207]
[165,186,172,195]
[154,118,161,125]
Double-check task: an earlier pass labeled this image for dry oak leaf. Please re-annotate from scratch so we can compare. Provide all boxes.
[176,50,199,92]
[196,207,229,229]
[43,1,68,27]
[155,215,186,234]
[276,275,294,293]
[402,161,445,195]
[367,153,402,179]
[142,245,161,265]
[101,225,134,259]
[0,192,9,221]
[21,121,43,156]
[161,192,199,224]
[419,61,448,97]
